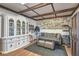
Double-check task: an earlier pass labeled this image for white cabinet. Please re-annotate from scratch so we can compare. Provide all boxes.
[0,15,29,53]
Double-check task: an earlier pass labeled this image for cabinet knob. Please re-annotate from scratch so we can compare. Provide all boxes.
[10,44,12,47]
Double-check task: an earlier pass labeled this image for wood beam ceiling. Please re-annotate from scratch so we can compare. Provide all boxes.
[18,3,50,13]
[0,3,78,21]
[24,4,45,19]
[37,14,71,20]
[32,7,76,18]
[0,4,36,20]
[50,3,56,17]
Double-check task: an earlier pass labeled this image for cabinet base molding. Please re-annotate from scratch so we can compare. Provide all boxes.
[0,40,36,54]
[0,43,30,54]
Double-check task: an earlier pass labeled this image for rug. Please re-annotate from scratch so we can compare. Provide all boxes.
[24,43,67,56]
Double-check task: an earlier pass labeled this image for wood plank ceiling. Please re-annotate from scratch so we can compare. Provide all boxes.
[0,3,79,21]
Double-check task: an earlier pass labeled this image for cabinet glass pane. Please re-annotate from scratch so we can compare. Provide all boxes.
[16,20,21,35]
[22,21,25,34]
[9,19,14,36]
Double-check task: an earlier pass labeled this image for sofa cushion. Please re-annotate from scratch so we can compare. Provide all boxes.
[37,40,45,46]
[45,41,55,49]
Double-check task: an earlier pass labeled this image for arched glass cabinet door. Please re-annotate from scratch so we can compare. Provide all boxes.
[16,20,21,35]
[22,21,25,34]
[9,19,14,36]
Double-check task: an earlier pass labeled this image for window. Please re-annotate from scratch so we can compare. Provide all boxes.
[22,21,25,34]
[9,19,14,36]
[16,20,21,35]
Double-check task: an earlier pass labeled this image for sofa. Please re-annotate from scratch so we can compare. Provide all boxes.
[37,33,62,49]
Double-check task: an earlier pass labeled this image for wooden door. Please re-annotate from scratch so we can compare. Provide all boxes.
[72,15,77,56]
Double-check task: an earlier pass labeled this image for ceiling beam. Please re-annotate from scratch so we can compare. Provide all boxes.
[71,4,79,16]
[32,7,76,18]
[18,3,50,13]
[0,4,36,20]
[24,4,45,20]
[18,3,42,13]
[0,4,18,13]
[37,14,71,20]
[50,3,56,17]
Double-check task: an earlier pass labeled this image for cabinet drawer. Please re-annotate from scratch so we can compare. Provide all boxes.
[6,42,15,51]
[16,40,21,47]
[21,38,26,44]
